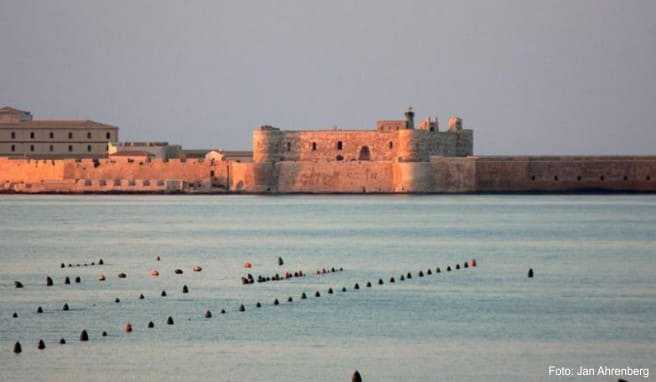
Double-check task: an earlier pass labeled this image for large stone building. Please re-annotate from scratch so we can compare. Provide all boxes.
[0,106,655,194]
[0,107,118,158]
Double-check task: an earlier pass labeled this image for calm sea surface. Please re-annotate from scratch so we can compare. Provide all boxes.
[0,195,654,381]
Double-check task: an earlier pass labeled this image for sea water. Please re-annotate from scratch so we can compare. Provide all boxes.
[0,194,654,381]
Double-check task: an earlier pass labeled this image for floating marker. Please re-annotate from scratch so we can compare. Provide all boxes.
[98,274,106,281]
[182,285,189,294]
[59,338,66,345]
[60,263,65,268]
[419,271,424,277]
[354,283,360,290]
[37,340,46,350]
[161,290,167,297]
[36,306,43,314]
[407,272,412,279]
[256,302,261,308]
[75,276,81,283]
[447,266,452,272]
[288,296,293,302]
[528,268,534,278]
[139,294,144,300]
[342,287,347,292]
[102,331,107,337]
[352,370,362,382]
[471,259,477,267]
[14,281,24,288]
[117,273,127,279]
[366,282,372,288]
[13,342,21,354]
[65,277,71,285]
[46,276,53,286]
[174,269,183,275]
[239,305,245,312]
[221,309,226,314]
[192,265,202,272]
[167,316,174,325]
[427,269,432,275]
[278,257,284,266]
[328,288,333,294]
[80,330,89,341]
[390,277,395,283]
[115,298,120,303]
[315,291,321,297]
[378,279,384,285]
[463,262,468,268]
[274,299,279,306]
[156,256,160,261]
[124,323,133,333]
[62,303,69,311]
[436,267,441,273]
[148,321,154,328]
[99,259,104,265]
[400,275,405,281]
[456,264,460,270]
[301,292,307,299]
[205,310,212,318]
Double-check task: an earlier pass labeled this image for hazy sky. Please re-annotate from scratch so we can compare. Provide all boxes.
[1,0,655,154]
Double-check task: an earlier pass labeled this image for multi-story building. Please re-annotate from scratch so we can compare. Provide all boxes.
[0,106,118,158]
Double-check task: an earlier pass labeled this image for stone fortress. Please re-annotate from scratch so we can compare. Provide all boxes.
[1,105,655,193]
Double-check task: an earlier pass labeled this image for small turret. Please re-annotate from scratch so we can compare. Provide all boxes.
[404,107,415,129]
[448,115,463,132]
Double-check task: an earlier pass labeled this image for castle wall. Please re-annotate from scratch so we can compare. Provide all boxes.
[276,131,398,162]
[275,160,394,193]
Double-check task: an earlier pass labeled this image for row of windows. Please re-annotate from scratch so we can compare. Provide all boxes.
[9,131,112,140]
[531,175,651,181]
[285,141,394,152]
[10,144,99,153]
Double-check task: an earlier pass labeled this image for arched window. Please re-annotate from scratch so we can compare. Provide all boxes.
[312,142,317,151]
[358,146,371,161]
[87,145,92,152]
[106,132,111,139]
[49,145,54,152]
[68,145,73,152]
[11,145,15,152]
[287,142,291,152]
[49,132,54,139]
[87,132,92,139]
[30,145,34,152]
[337,141,343,150]
[68,132,73,139]
[11,131,15,139]
[388,141,393,149]
[30,132,35,139]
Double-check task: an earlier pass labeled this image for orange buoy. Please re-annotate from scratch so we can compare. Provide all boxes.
[149,270,160,277]
[123,322,133,333]
[192,265,202,272]
[244,261,252,269]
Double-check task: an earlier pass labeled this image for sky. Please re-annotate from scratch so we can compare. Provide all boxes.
[1,0,655,154]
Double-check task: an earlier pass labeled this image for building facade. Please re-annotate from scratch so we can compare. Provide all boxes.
[0,107,118,158]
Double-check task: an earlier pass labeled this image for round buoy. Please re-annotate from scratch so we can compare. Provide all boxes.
[46,276,53,287]
[244,261,252,269]
[342,287,347,292]
[205,310,212,318]
[192,265,202,272]
[174,269,183,275]
[528,268,534,278]
[14,281,24,288]
[352,370,362,382]
[167,316,174,325]
[36,306,43,314]
[80,330,89,341]
[75,276,81,283]
[115,298,120,303]
[12,312,18,318]
[148,321,154,328]
[62,303,69,311]
[37,340,46,350]
[182,285,189,294]
[13,342,21,354]
[118,273,127,279]
[274,299,279,306]
[124,323,133,333]
[221,309,226,314]
[139,294,144,300]
[471,259,477,267]
[65,277,71,285]
[91,262,95,266]
[161,290,167,297]
[60,263,65,268]
[315,291,321,297]
[354,283,360,290]
[239,305,245,312]
[150,270,159,277]
[59,338,66,345]
[256,302,261,308]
